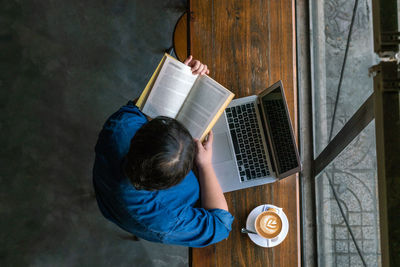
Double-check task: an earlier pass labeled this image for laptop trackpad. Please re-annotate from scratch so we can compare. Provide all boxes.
[212,132,233,164]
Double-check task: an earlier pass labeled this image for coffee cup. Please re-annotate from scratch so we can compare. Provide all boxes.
[254,208,283,239]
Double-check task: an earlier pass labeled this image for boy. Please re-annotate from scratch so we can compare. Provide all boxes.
[93,56,234,247]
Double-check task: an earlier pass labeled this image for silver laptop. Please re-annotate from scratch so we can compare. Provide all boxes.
[212,80,301,192]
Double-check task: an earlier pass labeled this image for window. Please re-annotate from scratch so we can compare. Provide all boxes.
[298,0,399,266]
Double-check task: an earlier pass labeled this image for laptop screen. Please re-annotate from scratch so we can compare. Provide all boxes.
[260,83,300,177]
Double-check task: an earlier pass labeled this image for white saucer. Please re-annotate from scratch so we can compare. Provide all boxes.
[245,204,289,248]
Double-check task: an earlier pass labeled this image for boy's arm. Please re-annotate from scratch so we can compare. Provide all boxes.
[194,131,229,211]
[162,135,234,247]
[183,55,209,75]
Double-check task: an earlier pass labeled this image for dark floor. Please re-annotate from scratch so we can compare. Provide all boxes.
[0,0,188,266]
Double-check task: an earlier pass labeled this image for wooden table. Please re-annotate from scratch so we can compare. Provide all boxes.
[188,1,300,266]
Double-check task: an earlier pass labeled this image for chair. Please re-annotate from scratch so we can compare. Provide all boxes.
[166,12,188,61]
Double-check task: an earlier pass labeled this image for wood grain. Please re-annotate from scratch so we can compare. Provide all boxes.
[189,0,299,266]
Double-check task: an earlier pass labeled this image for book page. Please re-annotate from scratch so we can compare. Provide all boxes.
[176,76,233,139]
[142,56,198,118]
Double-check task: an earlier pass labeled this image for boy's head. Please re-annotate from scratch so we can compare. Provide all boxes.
[124,116,196,191]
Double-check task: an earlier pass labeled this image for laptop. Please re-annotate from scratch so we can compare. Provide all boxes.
[211,80,301,192]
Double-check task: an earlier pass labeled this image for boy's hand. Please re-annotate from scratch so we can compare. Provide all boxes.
[184,55,210,75]
[194,131,213,168]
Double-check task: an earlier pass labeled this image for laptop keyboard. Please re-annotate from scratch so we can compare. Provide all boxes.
[225,103,270,182]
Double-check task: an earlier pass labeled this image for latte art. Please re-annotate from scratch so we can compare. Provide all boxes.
[255,210,282,238]
[260,214,279,234]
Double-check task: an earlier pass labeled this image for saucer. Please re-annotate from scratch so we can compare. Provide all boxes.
[245,204,289,248]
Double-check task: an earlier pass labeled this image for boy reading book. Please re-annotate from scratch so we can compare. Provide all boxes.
[136,54,234,141]
[93,56,234,247]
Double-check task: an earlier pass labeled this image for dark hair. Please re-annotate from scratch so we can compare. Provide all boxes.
[124,116,195,191]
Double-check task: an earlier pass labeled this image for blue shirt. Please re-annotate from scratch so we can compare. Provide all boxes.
[93,101,234,247]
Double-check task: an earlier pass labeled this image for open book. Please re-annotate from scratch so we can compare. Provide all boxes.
[136,54,234,141]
